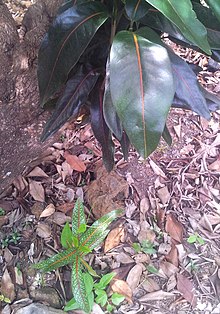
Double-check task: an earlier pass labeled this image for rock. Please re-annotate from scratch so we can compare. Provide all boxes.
[29,287,62,309]
[14,303,66,314]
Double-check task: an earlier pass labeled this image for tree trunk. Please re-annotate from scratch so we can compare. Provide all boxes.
[0,0,63,195]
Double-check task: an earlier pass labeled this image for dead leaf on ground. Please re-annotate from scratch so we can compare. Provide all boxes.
[176,273,197,308]
[111,279,133,303]
[142,277,160,293]
[112,264,134,281]
[40,204,55,218]
[140,197,150,221]
[27,166,49,178]
[165,213,183,243]
[36,223,52,239]
[149,159,166,178]
[1,268,16,302]
[139,290,176,302]
[208,157,220,171]
[0,215,8,228]
[29,179,45,202]
[52,212,71,225]
[209,267,220,297]
[104,226,125,252]
[157,186,171,205]
[64,151,86,172]
[126,263,144,291]
[13,175,28,193]
[160,261,178,278]
[165,243,179,267]
[56,202,75,214]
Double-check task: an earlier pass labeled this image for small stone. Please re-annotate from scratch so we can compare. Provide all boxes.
[29,287,62,309]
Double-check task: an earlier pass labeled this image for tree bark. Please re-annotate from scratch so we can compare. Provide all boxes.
[0,0,63,195]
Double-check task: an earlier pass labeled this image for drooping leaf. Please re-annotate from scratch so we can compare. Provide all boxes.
[145,0,211,54]
[80,209,122,251]
[80,257,99,277]
[110,31,175,158]
[33,247,78,272]
[61,222,74,249]
[41,66,99,141]
[162,125,172,146]
[72,257,91,313]
[200,86,220,112]
[90,79,115,172]
[125,0,150,22]
[136,27,211,120]
[119,131,130,160]
[72,199,86,238]
[103,60,123,140]
[38,2,109,106]
[206,0,220,24]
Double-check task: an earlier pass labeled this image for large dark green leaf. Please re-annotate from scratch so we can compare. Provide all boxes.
[110,31,175,158]
[162,125,172,146]
[71,257,91,313]
[103,61,123,141]
[90,79,115,172]
[80,210,122,251]
[33,247,78,272]
[125,0,150,22]
[38,2,108,106]
[137,27,211,120]
[119,131,130,160]
[41,66,99,141]
[206,0,220,23]
[145,0,211,54]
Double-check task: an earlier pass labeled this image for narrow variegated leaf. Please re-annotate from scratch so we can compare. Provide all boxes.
[33,247,77,272]
[61,222,74,249]
[80,210,122,251]
[72,199,86,238]
[79,256,99,277]
[72,257,91,313]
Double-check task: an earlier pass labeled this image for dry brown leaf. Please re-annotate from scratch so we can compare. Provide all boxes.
[142,278,160,293]
[1,268,16,302]
[165,243,179,267]
[29,179,45,202]
[52,212,71,225]
[160,261,178,278]
[167,274,177,292]
[56,202,75,214]
[104,226,124,252]
[126,264,144,291]
[27,166,49,178]
[64,151,86,172]
[111,279,132,303]
[36,223,51,239]
[208,157,220,171]
[115,252,134,264]
[61,161,73,182]
[176,273,197,308]
[165,213,183,243]
[0,215,8,228]
[140,197,150,222]
[40,203,55,218]
[157,186,170,205]
[173,124,181,138]
[149,159,166,178]
[112,265,134,281]
[139,290,175,302]
[13,175,28,192]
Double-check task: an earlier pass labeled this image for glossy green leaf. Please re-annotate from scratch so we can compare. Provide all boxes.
[110,31,175,158]
[38,2,109,106]
[95,289,108,307]
[64,297,80,311]
[61,222,74,249]
[125,0,150,22]
[145,0,211,54]
[72,199,86,238]
[80,209,122,251]
[33,247,77,272]
[120,131,130,160]
[111,293,125,306]
[206,0,220,23]
[80,257,99,277]
[94,272,116,290]
[72,257,91,313]
[41,67,99,141]
[103,61,123,140]
[90,79,115,172]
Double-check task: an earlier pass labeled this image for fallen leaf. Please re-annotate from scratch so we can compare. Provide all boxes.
[40,203,55,218]
[208,157,220,171]
[157,186,170,205]
[61,161,73,182]
[36,223,51,239]
[115,252,134,264]
[142,278,160,293]
[104,226,125,252]
[0,215,8,228]
[139,290,175,302]
[64,151,86,172]
[29,180,45,202]
[27,167,49,178]
[149,159,166,178]
[111,279,132,303]
[126,263,144,291]
[173,124,181,138]
[167,274,177,292]
[165,243,179,267]
[1,268,16,302]
[52,212,71,225]
[112,264,134,281]
[165,213,183,243]
[13,175,28,192]
[140,197,150,222]
[160,261,178,278]
[56,202,74,214]
[176,273,197,308]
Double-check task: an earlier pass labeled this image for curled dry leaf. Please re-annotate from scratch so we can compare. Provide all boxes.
[208,157,220,171]
[40,203,56,218]
[139,290,175,302]
[157,186,170,205]
[64,151,86,172]
[104,226,125,253]
[27,166,49,178]
[165,213,183,243]
[142,277,160,293]
[126,263,144,291]
[165,243,179,267]
[160,261,178,278]
[36,223,52,239]
[29,179,45,202]
[1,268,16,302]
[111,279,133,303]
[176,273,197,308]
[149,159,166,178]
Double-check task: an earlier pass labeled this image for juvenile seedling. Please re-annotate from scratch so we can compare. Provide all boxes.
[34,199,122,313]
[133,239,156,255]
[187,233,205,245]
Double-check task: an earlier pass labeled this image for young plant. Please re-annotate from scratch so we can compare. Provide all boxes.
[38,0,220,171]
[0,207,5,216]
[133,239,156,255]
[187,232,205,245]
[34,199,122,313]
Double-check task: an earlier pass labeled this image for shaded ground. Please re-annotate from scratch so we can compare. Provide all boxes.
[0,1,220,314]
